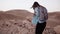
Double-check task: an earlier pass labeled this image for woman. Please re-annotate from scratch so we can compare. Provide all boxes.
[32,1,48,34]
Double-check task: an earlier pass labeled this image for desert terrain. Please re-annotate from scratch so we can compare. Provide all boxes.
[0,9,60,34]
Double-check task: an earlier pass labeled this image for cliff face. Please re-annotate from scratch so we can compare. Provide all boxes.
[0,10,60,34]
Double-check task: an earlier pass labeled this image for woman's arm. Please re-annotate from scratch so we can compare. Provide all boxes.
[44,8,48,20]
[34,7,40,17]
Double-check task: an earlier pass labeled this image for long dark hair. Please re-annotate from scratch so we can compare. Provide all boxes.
[32,1,40,9]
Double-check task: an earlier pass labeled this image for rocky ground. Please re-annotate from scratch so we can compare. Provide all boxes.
[0,10,60,34]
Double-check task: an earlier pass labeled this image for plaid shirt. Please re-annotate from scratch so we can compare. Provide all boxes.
[32,7,48,24]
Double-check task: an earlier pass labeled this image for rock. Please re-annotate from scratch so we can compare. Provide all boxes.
[54,25,60,34]
[0,10,60,34]
[43,26,56,34]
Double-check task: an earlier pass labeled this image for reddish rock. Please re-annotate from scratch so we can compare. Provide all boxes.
[54,25,60,34]
[0,10,60,34]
